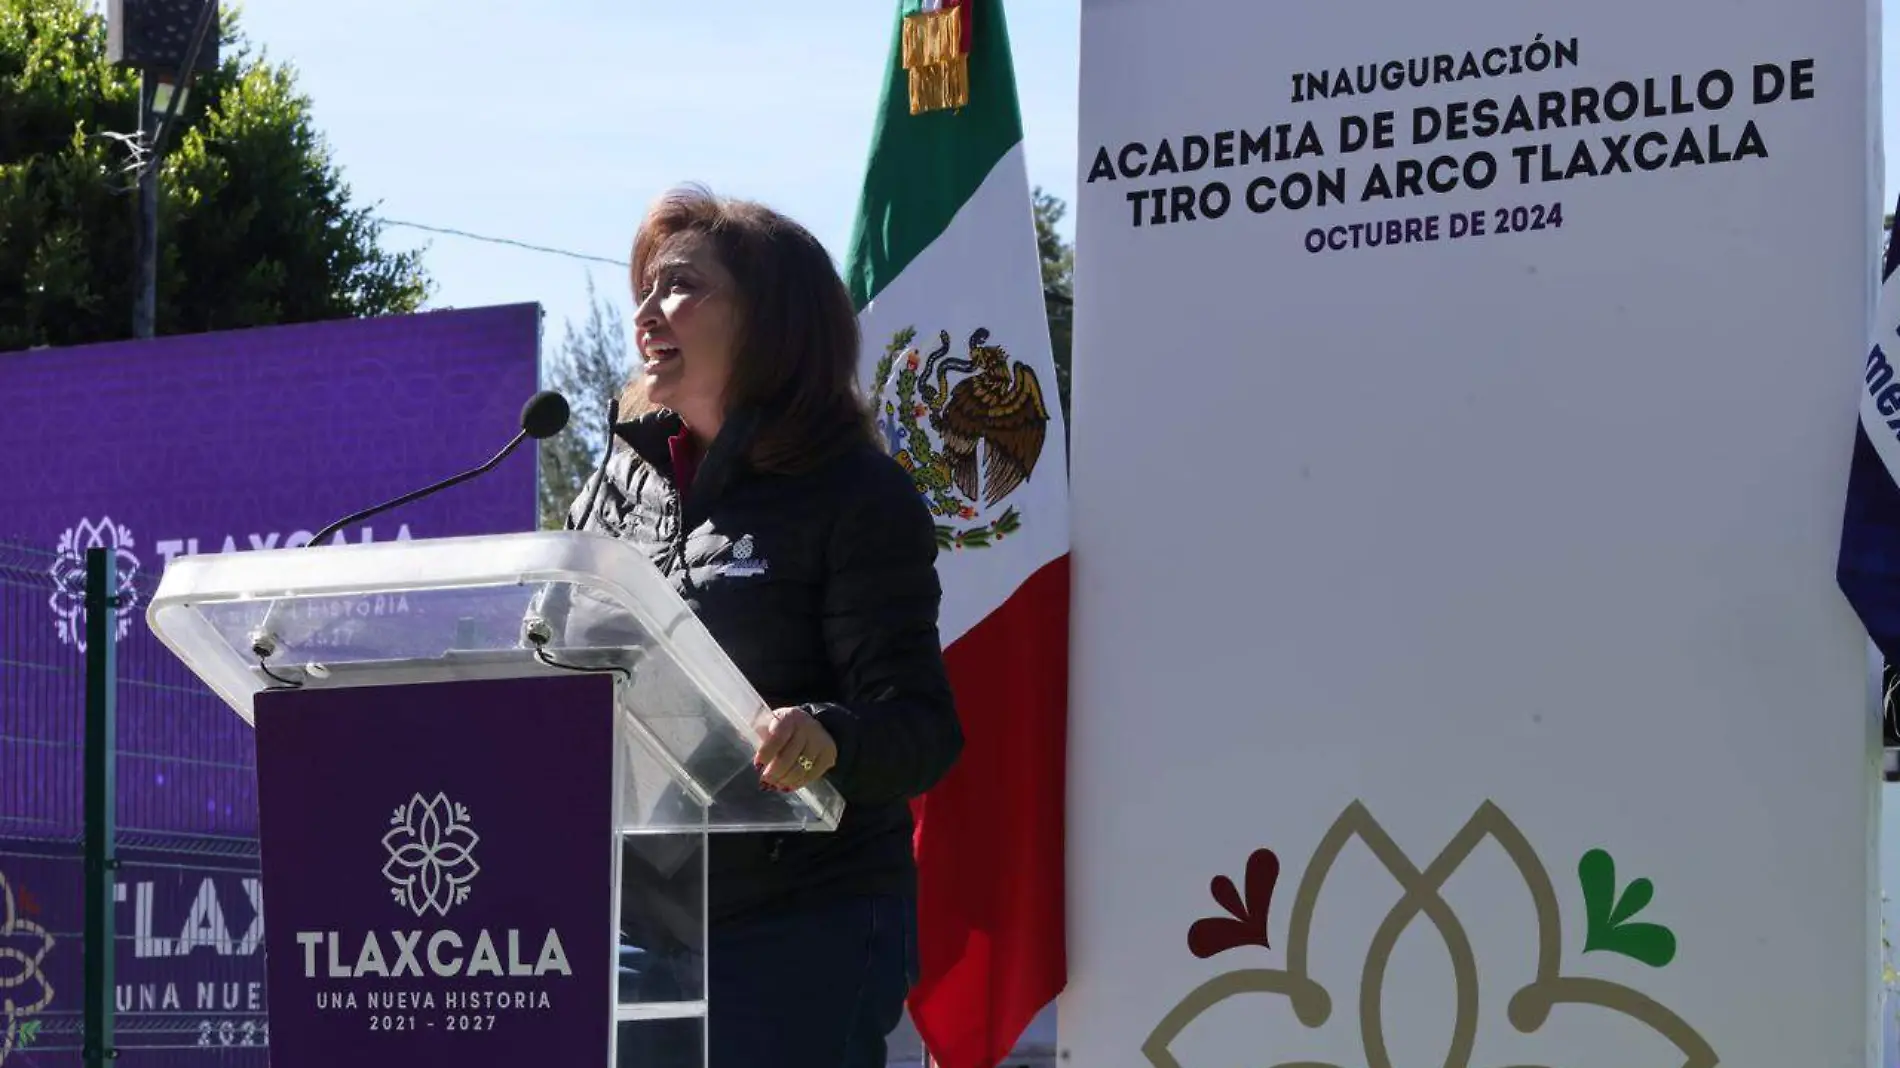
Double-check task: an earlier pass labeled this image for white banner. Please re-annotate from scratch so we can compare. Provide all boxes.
[1065,1,1879,1065]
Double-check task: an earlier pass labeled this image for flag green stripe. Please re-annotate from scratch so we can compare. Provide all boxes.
[845,0,1024,312]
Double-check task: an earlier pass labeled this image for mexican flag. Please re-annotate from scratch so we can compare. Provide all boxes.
[844,2,1070,1066]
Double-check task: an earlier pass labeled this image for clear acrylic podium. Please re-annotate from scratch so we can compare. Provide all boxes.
[145,530,844,1067]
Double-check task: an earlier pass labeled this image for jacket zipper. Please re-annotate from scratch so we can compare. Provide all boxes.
[657,439,775,860]
[664,485,693,586]
[670,523,690,583]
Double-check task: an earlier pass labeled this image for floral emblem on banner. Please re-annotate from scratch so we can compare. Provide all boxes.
[382,792,481,917]
[47,516,141,652]
[1144,801,1715,1068]
[873,326,1052,550]
[0,870,55,1067]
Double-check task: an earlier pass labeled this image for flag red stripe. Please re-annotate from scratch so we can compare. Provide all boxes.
[908,553,1069,1068]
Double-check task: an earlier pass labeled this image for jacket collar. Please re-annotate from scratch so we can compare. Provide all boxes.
[612,406,760,521]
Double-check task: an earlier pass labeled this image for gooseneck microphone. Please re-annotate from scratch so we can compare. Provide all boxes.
[574,396,620,534]
[249,390,571,662]
[520,395,620,652]
[308,390,570,546]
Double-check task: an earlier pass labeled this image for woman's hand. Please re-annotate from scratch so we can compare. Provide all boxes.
[752,706,838,791]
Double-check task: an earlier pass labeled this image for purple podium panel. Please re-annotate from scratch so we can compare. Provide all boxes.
[252,673,615,1067]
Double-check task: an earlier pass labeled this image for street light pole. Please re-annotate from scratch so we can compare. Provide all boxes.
[133,74,158,339]
[112,0,220,340]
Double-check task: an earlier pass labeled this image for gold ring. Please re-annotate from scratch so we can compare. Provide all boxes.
[797,755,815,772]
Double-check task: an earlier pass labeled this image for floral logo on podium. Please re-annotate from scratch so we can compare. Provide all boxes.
[382,792,480,917]
[0,870,55,1067]
[47,516,141,652]
[1144,801,1716,1068]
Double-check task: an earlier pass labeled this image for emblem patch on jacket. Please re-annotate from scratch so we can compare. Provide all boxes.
[724,534,769,578]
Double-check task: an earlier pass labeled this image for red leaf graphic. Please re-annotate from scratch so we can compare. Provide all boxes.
[1187,848,1279,959]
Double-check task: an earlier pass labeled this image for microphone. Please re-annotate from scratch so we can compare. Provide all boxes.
[521,394,620,651]
[249,390,571,661]
[307,390,569,547]
[575,396,620,534]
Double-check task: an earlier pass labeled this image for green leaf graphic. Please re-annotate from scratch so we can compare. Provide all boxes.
[1580,848,1677,968]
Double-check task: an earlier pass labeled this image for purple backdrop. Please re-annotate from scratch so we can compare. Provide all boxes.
[0,303,543,1066]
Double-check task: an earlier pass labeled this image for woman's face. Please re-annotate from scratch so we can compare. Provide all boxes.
[634,232,740,432]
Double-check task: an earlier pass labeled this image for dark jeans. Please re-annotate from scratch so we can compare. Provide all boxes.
[616,895,917,1068]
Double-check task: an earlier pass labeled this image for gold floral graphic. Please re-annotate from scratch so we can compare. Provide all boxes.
[1142,801,1716,1068]
[0,869,55,1068]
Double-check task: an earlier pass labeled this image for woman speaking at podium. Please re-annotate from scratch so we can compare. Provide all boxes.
[562,185,963,1068]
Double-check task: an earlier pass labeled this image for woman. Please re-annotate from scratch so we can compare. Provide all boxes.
[563,185,963,1067]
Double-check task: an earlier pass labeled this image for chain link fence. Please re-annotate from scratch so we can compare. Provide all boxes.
[1,538,266,1068]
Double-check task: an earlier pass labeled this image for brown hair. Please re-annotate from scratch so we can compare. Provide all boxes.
[621,185,873,472]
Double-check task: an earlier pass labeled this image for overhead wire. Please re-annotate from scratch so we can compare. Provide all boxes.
[374,218,630,268]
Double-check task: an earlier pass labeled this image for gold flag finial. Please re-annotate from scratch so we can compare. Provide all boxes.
[901,5,968,114]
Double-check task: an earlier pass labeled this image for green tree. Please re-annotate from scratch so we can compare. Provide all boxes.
[537,276,633,529]
[0,0,429,351]
[1033,185,1074,426]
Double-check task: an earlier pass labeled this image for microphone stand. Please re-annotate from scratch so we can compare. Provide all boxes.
[250,416,554,664]
[307,429,530,548]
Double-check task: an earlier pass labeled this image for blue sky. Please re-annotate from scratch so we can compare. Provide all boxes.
[235,0,1896,373]
[235,0,1081,368]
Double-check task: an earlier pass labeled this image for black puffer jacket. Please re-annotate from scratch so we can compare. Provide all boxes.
[565,406,962,927]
